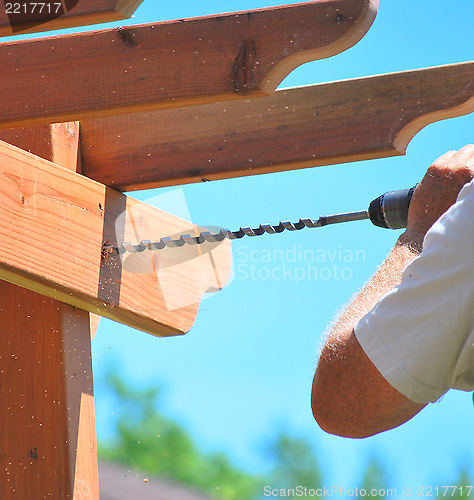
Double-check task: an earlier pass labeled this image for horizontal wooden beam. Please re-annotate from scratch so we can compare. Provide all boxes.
[0,0,378,129]
[0,122,104,339]
[79,61,474,190]
[0,139,231,336]
[0,0,143,36]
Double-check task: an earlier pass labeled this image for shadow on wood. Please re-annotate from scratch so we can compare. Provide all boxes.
[0,0,144,36]
[0,138,232,336]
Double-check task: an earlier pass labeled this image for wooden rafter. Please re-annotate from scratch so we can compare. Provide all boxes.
[0,0,144,36]
[78,61,474,190]
[0,0,378,129]
[0,139,232,336]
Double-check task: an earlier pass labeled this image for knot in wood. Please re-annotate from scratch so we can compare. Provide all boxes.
[233,38,257,93]
[117,27,138,48]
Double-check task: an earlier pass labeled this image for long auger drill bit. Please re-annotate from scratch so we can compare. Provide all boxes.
[105,186,416,255]
[106,210,370,255]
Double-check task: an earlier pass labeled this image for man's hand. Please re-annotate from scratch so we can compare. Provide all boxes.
[312,145,474,438]
[406,145,474,245]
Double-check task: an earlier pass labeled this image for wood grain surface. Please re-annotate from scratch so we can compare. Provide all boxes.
[0,139,232,336]
[0,0,378,129]
[0,287,99,498]
[79,61,474,190]
[0,123,100,499]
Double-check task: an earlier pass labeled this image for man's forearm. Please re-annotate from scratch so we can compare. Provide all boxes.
[326,143,474,348]
[312,145,474,438]
[328,231,422,344]
[312,232,426,438]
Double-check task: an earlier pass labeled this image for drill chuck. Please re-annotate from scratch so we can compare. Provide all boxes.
[368,186,417,229]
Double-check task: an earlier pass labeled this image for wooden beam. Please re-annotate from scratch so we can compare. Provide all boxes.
[0,0,378,129]
[0,122,103,338]
[0,122,80,169]
[0,0,143,36]
[0,123,100,499]
[79,61,474,190]
[0,139,232,336]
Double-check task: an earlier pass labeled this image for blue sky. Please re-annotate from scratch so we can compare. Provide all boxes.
[91,0,474,491]
[10,0,474,493]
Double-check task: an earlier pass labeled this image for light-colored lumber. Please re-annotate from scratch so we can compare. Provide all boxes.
[0,0,143,36]
[0,138,232,336]
[0,123,100,499]
[0,123,101,338]
[0,0,378,129]
[79,61,474,190]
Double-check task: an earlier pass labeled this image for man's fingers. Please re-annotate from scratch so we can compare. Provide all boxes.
[431,149,457,168]
[447,144,474,171]
[406,145,474,240]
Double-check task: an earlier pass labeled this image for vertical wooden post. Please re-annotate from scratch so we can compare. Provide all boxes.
[0,123,100,498]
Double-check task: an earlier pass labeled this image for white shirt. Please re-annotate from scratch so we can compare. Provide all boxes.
[354,179,474,404]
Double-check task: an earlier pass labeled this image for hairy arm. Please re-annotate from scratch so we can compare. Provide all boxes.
[312,233,425,439]
[312,145,474,438]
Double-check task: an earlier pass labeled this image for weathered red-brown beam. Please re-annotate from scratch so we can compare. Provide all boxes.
[79,61,474,191]
[0,0,378,129]
[0,0,143,36]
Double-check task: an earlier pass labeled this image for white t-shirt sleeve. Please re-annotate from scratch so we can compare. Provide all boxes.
[354,180,474,405]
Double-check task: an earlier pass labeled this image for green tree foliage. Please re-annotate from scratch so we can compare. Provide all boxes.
[99,374,262,500]
[359,458,390,499]
[99,374,473,500]
[263,432,322,492]
[446,468,472,500]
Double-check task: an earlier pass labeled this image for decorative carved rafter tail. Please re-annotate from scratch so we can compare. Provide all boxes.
[0,0,378,129]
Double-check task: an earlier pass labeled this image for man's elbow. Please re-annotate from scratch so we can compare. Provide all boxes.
[310,386,351,437]
[310,340,427,439]
[311,370,379,439]
[310,333,383,438]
